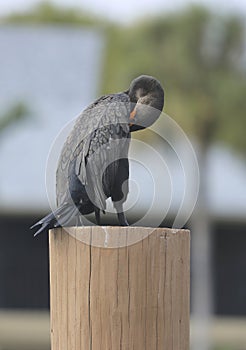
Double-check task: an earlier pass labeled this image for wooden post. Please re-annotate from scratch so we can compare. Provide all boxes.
[49,227,190,350]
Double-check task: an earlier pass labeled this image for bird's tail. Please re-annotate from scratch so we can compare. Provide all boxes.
[30,202,79,237]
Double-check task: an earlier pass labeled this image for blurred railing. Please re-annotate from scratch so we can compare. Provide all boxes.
[0,311,246,349]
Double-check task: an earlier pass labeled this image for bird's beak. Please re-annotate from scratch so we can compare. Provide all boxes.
[129,108,136,127]
[129,106,145,132]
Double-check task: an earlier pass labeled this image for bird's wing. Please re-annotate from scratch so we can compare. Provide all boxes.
[56,93,131,210]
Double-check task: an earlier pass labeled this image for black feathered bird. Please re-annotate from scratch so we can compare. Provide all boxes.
[31,75,164,236]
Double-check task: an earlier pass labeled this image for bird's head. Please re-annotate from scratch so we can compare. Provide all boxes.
[126,75,164,132]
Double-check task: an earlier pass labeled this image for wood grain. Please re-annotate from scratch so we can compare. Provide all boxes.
[49,226,190,350]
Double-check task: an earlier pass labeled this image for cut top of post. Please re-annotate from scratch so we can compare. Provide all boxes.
[51,226,189,249]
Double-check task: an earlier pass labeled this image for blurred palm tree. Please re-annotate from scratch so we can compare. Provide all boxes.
[102,6,246,154]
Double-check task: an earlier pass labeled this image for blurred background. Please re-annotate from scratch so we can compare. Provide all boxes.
[0,1,246,349]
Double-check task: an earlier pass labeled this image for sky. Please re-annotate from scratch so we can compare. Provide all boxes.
[1,0,246,23]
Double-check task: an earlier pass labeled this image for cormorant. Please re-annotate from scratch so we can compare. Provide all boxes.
[31,75,164,236]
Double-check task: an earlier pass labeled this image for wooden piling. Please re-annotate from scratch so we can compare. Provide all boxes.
[49,226,190,350]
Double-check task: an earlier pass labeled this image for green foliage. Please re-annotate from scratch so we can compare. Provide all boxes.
[102,6,246,153]
[0,102,29,133]
[2,2,103,27]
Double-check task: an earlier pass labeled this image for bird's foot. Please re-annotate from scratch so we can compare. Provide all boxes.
[94,207,101,226]
[117,212,129,226]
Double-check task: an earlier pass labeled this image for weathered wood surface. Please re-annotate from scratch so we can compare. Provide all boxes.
[49,226,190,350]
